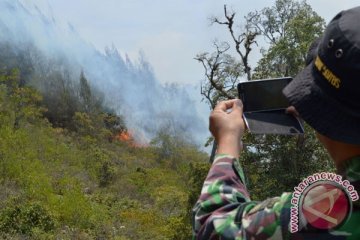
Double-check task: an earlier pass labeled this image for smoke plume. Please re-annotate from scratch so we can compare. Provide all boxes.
[0,0,209,146]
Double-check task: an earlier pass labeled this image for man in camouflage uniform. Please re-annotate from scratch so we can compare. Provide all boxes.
[193,6,360,240]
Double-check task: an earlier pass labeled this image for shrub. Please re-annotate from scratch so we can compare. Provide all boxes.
[0,202,55,235]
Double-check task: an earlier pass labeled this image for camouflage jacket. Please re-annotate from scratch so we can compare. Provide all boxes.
[192,154,360,240]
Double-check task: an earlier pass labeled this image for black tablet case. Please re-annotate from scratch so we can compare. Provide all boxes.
[238,78,304,135]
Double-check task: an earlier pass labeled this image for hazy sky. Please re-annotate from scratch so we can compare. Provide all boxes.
[27,0,360,84]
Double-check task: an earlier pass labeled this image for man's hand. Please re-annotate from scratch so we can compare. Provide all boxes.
[210,99,245,158]
[286,106,300,118]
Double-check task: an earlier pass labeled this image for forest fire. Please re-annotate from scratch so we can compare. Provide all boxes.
[117,130,132,142]
[114,130,148,148]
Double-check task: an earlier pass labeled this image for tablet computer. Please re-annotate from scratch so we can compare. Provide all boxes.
[238,77,304,135]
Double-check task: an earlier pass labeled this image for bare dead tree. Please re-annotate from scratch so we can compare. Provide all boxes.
[195,41,241,109]
[212,5,259,81]
[196,5,259,111]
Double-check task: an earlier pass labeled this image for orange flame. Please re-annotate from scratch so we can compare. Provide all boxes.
[115,130,148,148]
[117,131,132,142]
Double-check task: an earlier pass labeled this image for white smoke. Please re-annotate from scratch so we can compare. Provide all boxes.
[0,0,209,147]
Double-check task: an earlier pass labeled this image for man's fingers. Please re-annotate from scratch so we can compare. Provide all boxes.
[213,100,232,112]
[214,99,243,112]
[231,99,243,113]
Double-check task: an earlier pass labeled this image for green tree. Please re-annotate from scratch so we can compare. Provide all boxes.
[249,0,326,78]
[79,70,93,113]
[102,112,126,137]
[150,124,204,170]
[41,70,80,129]
[0,68,45,129]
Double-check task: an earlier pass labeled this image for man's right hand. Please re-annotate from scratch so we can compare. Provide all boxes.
[209,99,245,158]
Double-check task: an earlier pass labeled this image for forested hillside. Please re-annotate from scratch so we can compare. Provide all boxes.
[0,67,208,239]
[0,1,211,239]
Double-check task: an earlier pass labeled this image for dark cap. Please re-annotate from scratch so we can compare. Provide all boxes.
[283,6,360,144]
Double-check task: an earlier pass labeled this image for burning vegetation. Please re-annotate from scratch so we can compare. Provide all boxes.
[114,130,148,148]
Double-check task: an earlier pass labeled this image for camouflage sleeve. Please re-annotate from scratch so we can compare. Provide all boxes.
[192,154,292,240]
